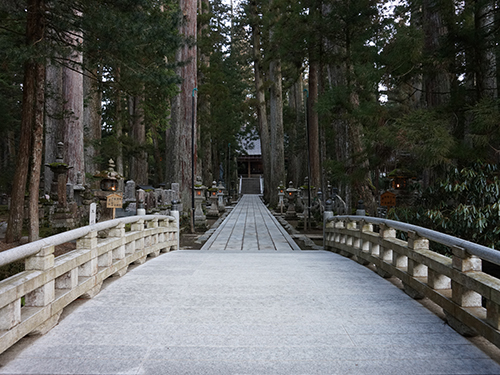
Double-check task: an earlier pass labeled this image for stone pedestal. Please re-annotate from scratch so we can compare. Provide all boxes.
[94,190,115,221]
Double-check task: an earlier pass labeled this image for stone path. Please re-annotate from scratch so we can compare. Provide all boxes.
[1,196,500,374]
[201,195,300,252]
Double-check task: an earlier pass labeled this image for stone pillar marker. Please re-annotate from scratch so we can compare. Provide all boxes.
[89,203,97,225]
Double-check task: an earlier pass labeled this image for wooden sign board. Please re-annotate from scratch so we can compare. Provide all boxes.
[107,193,123,209]
[380,191,396,207]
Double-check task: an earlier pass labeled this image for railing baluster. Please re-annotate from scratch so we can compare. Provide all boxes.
[77,231,100,299]
[404,231,429,299]
[0,214,179,355]
[451,246,482,307]
[0,299,21,331]
[109,223,127,276]
[24,245,58,334]
[377,223,395,278]
[323,215,500,348]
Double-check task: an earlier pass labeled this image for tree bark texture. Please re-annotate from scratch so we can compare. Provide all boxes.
[250,0,271,203]
[477,0,497,99]
[269,59,285,207]
[422,0,451,107]
[83,67,102,180]
[198,0,212,185]
[287,79,306,187]
[6,0,45,243]
[114,68,124,186]
[167,0,197,207]
[44,62,63,194]
[28,62,45,242]
[62,25,84,185]
[308,59,321,190]
[129,95,148,185]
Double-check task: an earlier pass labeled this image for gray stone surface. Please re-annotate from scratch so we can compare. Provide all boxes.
[202,194,300,251]
[1,196,500,374]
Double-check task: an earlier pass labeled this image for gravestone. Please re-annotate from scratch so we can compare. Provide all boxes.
[171,183,180,200]
[124,180,136,202]
[136,189,146,215]
[155,188,163,206]
[160,190,168,207]
[146,191,156,211]
[165,190,174,206]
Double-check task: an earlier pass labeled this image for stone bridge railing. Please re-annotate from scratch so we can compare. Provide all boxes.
[324,215,500,349]
[0,214,179,354]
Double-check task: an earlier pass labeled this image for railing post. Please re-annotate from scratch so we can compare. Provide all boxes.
[131,219,146,264]
[77,231,101,298]
[377,223,395,278]
[444,246,482,336]
[25,245,55,307]
[334,219,344,247]
[451,246,482,307]
[323,199,333,250]
[24,245,58,334]
[109,222,127,276]
[171,202,180,251]
[346,220,357,247]
[146,218,160,256]
[355,220,372,266]
[0,298,20,331]
[0,245,55,332]
[404,231,429,299]
[158,217,172,253]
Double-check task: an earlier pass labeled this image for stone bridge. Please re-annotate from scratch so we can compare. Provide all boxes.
[1,195,500,374]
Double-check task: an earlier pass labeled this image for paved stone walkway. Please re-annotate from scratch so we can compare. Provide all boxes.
[1,196,500,374]
[201,195,300,251]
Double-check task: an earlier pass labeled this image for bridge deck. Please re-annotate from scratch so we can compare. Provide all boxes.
[201,195,300,251]
[1,197,500,374]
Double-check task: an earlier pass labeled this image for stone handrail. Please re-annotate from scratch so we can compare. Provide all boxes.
[324,215,500,348]
[0,214,179,354]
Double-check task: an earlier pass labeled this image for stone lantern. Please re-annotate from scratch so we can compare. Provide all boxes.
[194,176,207,229]
[98,159,119,192]
[46,142,73,206]
[285,181,298,220]
[217,181,226,213]
[300,177,315,211]
[93,159,122,221]
[277,181,285,214]
[207,181,219,217]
